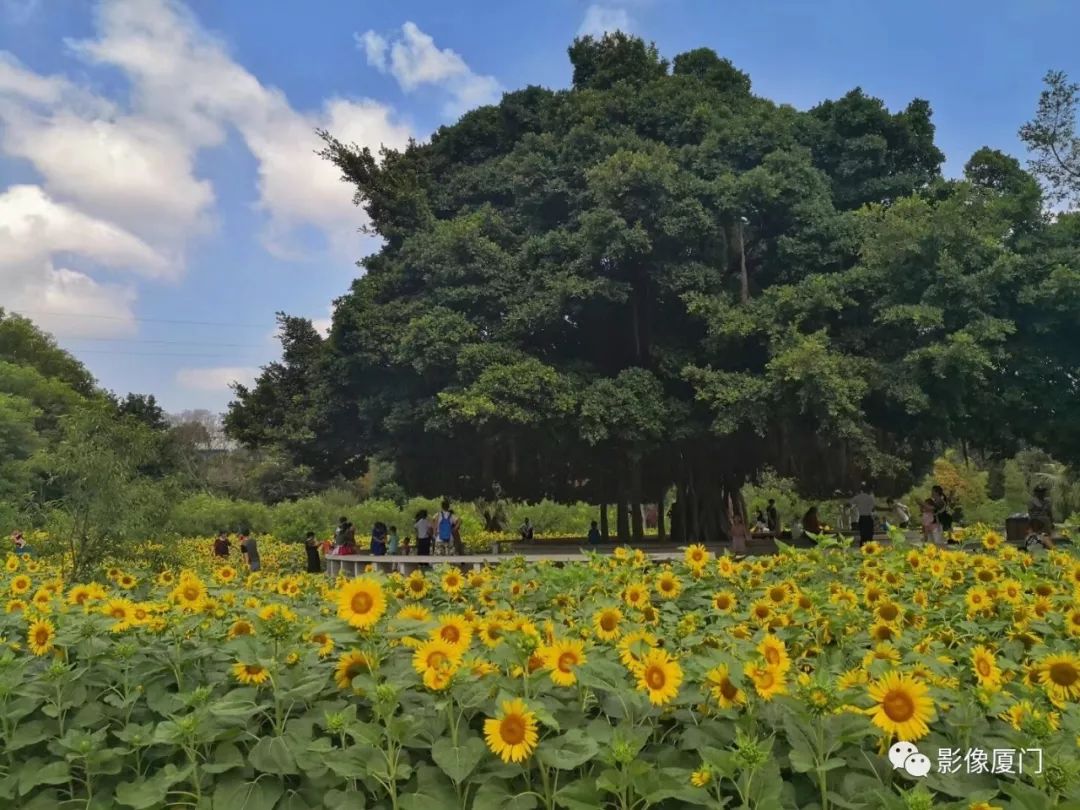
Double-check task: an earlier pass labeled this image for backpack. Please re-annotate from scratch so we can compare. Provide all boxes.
[438,512,453,541]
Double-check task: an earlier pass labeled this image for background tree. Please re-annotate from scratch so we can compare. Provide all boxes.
[227,34,974,543]
[1019,70,1080,207]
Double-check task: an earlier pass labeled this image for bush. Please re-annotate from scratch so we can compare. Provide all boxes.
[166,494,272,536]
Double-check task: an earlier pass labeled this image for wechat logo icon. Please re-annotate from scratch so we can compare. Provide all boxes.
[888,741,931,778]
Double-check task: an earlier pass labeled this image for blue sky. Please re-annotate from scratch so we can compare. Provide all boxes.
[1,0,1077,413]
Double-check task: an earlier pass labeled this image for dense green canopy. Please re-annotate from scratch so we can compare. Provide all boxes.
[227,35,1080,542]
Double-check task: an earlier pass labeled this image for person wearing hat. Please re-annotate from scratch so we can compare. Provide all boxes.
[1028,484,1054,540]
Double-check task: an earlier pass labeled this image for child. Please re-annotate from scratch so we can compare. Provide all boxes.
[388,525,400,555]
[587,520,601,545]
[921,500,942,546]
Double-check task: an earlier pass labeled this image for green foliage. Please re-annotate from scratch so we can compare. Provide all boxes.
[36,405,176,581]
[1019,69,1080,207]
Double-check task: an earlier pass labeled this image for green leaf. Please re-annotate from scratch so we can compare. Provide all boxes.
[536,728,600,771]
[323,789,362,810]
[1000,781,1055,810]
[398,764,458,810]
[115,777,170,809]
[473,780,538,810]
[248,736,299,776]
[6,720,48,751]
[555,777,606,810]
[202,742,245,774]
[430,736,486,783]
[18,759,70,794]
[212,777,283,810]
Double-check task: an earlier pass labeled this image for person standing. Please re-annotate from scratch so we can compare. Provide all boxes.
[920,500,943,546]
[930,486,952,538]
[802,506,822,535]
[213,531,231,558]
[850,484,877,547]
[371,522,388,556]
[304,531,322,573]
[766,499,779,534]
[1028,484,1054,538]
[415,510,432,556]
[450,511,464,555]
[519,518,534,542]
[333,517,348,550]
[435,500,454,556]
[387,525,400,556]
[240,531,261,572]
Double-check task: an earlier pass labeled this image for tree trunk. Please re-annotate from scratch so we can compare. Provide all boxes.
[657,494,666,542]
[616,500,630,544]
[738,220,749,304]
[599,502,609,540]
[630,499,644,543]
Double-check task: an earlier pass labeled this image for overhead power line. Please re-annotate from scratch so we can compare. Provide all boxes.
[58,337,267,348]
[10,309,274,329]
[72,349,268,359]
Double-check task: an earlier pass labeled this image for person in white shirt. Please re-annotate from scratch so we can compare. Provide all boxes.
[414,511,432,556]
[886,497,910,529]
[850,485,877,547]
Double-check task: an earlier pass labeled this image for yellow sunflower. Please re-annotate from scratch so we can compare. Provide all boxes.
[334,649,374,691]
[1037,652,1080,705]
[744,661,787,701]
[412,638,461,690]
[622,582,649,609]
[705,664,745,709]
[866,671,935,741]
[397,604,431,622]
[757,636,791,675]
[228,619,255,639]
[970,645,1002,690]
[432,615,472,650]
[655,571,682,600]
[441,569,465,595]
[618,630,657,668]
[27,618,55,656]
[336,577,386,630]
[231,662,270,686]
[540,639,587,687]
[712,591,737,613]
[684,544,710,568]
[635,648,683,706]
[9,575,31,596]
[592,607,623,641]
[404,573,430,600]
[483,699,539,763]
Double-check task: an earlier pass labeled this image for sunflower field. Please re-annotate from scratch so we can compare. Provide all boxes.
[1,535,1080,810]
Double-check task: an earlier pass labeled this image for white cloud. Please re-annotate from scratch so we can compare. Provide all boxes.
[357,30,388,71]
[357,21,501,117]
[69,0,411,256]
[176,366,259,392]
[1,110,215,247]
[578,5,634,37]
[0,0,415,340]
[0,53,65,104]
[0,184,165,337]
[0,184,169,275]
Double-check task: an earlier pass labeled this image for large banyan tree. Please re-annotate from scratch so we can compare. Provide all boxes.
[227,34,1080,542]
